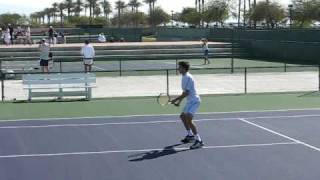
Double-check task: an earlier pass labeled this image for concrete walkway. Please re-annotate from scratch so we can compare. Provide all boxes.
[1,71,318,101]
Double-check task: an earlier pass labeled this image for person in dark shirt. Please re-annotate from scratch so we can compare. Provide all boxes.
[48,26,54,44]
[8,24,14,44]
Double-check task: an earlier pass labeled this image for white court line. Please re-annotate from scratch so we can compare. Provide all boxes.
[0,118,239,129]
[92,65,106,71]
[0,142,298,159]
[1,114,320,129]
[1,107,320,123]
[240,118,320,152]
[2,113,320,129]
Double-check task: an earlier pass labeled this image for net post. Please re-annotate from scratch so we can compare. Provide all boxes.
[59,60,62,72]
[284,63,287,72]
[244,67,247,94]
[166,69,169,95]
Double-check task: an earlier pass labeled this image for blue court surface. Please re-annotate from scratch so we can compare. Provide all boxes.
[1,109,320,180]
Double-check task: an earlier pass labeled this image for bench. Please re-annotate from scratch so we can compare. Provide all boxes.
[23,73,96,101]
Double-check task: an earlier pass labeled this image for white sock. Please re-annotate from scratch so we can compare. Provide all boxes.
[187,130,193,136]
[195,134,202,142]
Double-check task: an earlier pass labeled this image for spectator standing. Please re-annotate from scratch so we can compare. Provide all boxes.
[48,26,54,45]
[39,39,50,73]
[25,26,32,45]
[8,24,14,44]
[4,28,11,46]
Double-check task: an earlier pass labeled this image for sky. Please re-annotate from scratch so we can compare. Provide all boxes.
[0,0,291,16]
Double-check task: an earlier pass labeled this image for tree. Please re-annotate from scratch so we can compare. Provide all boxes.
[52,3,59,22]
[74,0,84,16]
[144,0,153,26]
[64,0,75,18]
[44,8,54,24]
[291,0,320,27]
[119,11,147,27]
[87,0,98,24]
[58,3,66,25]
[134,0,142,12]
[115,0,126,27]
[84,3,89,16]
[179,8,201,26]
[0,13,22,27]
[100,0,112,25]
[203,0,229,26]
[150,7,170,26]
[249,1,285,28]
[93,5,101,17]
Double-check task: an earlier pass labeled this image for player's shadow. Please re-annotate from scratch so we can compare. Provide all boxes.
[128,143,190,162]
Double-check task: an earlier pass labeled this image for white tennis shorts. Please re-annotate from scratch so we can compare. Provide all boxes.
[183,100,200,116]
[83,59,93,65]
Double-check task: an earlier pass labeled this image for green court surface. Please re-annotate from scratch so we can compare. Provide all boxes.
[1,92,320,120]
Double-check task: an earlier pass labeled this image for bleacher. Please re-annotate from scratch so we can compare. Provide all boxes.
[0,42,248,63]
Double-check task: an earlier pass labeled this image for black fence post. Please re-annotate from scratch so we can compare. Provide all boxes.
[284,63,287,72]
[244,68,247,94]
[318,66,320,91]
[119,60,122,77]
[231,29,234,74]
[1,71,4,102]
[59,60,62,73]
[176,59,178,75]
[166,70,169,95]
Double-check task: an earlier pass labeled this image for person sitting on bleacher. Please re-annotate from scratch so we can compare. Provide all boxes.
[98,33,106,43]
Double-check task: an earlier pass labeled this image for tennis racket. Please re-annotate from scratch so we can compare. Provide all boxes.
[157,93,172,106]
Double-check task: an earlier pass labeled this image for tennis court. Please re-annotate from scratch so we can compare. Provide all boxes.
[0,109,320,179]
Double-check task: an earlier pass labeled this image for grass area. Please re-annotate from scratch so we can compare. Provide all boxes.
[0,92,320,120]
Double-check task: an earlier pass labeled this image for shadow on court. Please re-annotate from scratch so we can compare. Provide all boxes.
[128,143,190,161]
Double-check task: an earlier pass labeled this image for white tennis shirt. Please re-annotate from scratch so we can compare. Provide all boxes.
[81,44,95,59]
[182,72,201,103]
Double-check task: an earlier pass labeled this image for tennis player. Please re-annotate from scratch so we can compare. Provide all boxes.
[81,40,95,73]
[171,61,203,149]
[201,38,210,65]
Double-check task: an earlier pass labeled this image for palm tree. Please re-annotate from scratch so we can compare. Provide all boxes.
[93,5,101,17]
[74,0,84,16]
[52,3,59,22]
[84,3,89,16]
[92,0,99,18]
[151,0,156,13]
[58,3,66,26]
[144,0,154,26]
[128,0,141,13]
[100,0,112,21]
[134,0,142,12]
[144,0,153,16]
[253,0,257,28]
[115,0,126,27]
[64,0,75,18]
[128,0,137,12]
[44,8,53,24]
[238,0,241,27]
[39,11,46,24]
